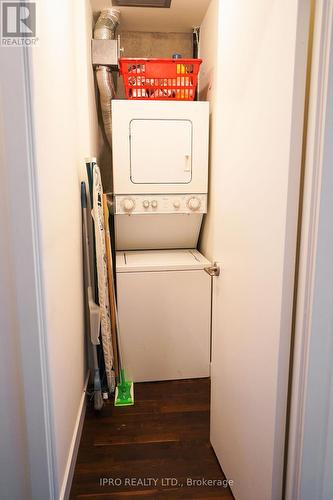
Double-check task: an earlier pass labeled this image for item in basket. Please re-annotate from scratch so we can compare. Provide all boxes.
[177,64,192,99]
[128,64,148,98]
[151,88,175,99]
[172,53,184,98]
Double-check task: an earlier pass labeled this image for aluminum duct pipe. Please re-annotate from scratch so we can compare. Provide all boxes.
[95,67,116,148]
[94,8,120,148]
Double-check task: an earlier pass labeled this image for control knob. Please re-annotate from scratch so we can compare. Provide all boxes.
[173,200,181,209]
[187,197,201,211]
[143,200,150,209]
[151,200,158,209]
[122,198,135,212]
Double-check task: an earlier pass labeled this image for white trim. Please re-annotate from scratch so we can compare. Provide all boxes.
[0,47,58,498]
[286,0,333,498]
[22,45,59,500]
[60,373,89,500]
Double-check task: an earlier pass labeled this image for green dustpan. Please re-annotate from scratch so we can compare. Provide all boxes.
[115,368,134,406]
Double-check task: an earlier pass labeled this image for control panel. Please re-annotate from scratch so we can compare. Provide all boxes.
[114,194,207,215]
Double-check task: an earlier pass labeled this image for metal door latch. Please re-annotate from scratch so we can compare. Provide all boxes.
[204,263,221,277]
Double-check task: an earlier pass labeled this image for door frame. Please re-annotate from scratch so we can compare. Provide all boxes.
[286,0,333,497]
[0,47,57,498]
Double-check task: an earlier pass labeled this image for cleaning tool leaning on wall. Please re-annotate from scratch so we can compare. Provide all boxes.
[92,162,115,394]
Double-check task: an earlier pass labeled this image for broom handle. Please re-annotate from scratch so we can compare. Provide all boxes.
[81,184,92,287]
[103,194,120,379]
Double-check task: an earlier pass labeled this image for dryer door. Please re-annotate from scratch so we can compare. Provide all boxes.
[130,119,192,184]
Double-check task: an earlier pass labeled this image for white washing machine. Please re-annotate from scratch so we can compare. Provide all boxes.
[112,100,209,250]
[116,249,211,382]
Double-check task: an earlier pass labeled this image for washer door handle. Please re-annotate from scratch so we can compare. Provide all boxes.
[204,263,221,277]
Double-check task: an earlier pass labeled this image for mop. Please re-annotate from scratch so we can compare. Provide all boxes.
[81,181,103,411]
[103,196,134,406]
[114,298,134,407]
[103,194,119,377]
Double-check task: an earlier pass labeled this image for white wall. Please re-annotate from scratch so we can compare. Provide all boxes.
[31,0,101,495]
[92,0,210,32]
[198,0,219,260]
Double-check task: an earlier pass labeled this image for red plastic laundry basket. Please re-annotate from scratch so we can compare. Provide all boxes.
[119,58,202,100]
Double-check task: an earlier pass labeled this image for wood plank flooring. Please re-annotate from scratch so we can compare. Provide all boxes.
[70,378,233,499]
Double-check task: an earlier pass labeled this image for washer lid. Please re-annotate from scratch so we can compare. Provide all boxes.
[116,249,211,273]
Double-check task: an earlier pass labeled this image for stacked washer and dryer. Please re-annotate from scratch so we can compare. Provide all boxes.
[112,100,211,382]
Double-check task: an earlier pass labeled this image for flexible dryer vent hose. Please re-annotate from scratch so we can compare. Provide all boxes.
[94,8,120,148]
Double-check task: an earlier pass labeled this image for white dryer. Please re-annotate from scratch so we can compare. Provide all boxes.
[111,100,209,250]
[116,249,211,382]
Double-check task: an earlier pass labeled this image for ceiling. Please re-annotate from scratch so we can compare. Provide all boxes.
[90,0,211,32]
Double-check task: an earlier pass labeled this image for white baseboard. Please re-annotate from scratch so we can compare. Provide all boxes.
[59,372,89,500]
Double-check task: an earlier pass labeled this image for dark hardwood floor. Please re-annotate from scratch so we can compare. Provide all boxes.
[70,378,233,499]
